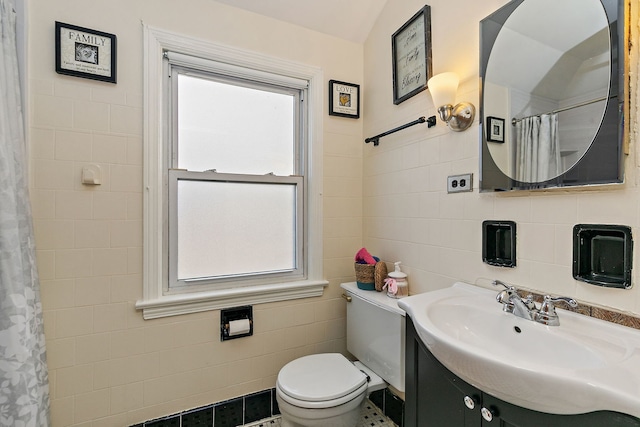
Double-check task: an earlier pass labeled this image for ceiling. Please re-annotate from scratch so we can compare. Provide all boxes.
[213,0,388,43]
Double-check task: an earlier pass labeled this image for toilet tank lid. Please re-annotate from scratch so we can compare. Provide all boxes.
[340,282,406,316]
[277,353,367,402]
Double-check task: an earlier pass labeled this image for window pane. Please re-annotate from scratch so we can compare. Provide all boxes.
[176,180,296,282]
[177,74,295,175]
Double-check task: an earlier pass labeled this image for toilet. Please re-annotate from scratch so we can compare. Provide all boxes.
[276,282,406,427]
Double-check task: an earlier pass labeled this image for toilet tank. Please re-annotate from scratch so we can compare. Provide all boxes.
[341,282,406,392]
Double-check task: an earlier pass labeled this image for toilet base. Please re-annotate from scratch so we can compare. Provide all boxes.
[277,391,365,427]
[280,405,362,427]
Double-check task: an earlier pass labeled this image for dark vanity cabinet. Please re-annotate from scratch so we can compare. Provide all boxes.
[405,316,640,427]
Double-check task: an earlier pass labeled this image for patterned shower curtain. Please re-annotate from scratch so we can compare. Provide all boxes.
[514,113,561,183]
[0,0,51,425]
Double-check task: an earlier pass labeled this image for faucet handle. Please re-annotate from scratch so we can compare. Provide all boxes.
[536,295,578,326]
[540,295,578,315]
[492,280,517,309]
[492,279,515,291]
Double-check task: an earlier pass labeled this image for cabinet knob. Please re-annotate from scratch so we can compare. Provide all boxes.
[463,395,477,410]
[481,407,495,422]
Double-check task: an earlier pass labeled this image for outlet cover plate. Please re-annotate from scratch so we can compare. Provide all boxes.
[447,173,473,193]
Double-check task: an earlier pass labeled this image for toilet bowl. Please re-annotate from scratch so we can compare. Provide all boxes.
[276,353,383,427]
[276,281,405,427]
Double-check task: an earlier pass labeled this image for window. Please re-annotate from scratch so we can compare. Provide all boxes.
[168,63,304,291]
[138,26,326,319]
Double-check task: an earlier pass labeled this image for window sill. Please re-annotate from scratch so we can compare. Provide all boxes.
[135,279,328,319]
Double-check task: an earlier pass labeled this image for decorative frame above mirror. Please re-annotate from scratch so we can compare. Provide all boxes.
[479,0,625,192]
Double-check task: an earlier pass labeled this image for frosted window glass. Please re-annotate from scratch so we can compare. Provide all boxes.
[176,180,296,281]
[177,74,295,175]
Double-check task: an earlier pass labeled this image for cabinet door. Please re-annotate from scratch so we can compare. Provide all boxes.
[406,316,480,427]
[481,393,640,427]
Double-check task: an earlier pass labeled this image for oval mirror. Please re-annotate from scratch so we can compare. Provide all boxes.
[479,0,624,192]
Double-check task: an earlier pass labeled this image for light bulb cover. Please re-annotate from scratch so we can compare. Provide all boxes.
[428,72,459,109]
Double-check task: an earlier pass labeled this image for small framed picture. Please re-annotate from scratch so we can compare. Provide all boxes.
[329,80,360,119]
[55,21,117,84]
[392,6,432,105]
[487,116,505,143]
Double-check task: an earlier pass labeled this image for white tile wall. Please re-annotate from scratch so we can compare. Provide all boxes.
[363,0,640,311]
[28,1,363,425]
[25,0,640,425]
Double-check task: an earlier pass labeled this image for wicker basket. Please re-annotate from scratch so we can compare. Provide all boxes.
[354,262,375,290]
[374,261,388,292]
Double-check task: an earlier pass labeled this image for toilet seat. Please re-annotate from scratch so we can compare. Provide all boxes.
[276,353,368,409]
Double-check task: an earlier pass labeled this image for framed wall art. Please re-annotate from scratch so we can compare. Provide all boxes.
[329,80,360,119]
[55,21,117,83]
[392,5,432,105]
[487,116,505,143]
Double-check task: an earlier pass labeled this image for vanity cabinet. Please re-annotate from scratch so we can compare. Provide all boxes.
[405,316,640,427]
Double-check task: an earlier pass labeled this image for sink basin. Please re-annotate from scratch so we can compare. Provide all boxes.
[398,282,640,418]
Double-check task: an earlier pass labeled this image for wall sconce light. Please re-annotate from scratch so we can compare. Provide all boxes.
[427,72,475,132]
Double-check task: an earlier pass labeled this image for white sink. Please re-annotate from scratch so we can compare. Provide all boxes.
[398,282,640,418]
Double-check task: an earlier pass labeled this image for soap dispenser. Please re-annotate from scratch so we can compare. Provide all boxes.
[385,262,409,299]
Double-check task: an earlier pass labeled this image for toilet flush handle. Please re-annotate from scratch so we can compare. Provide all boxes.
[341,293,352,302]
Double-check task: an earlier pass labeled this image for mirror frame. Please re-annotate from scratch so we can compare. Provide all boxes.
[479,0,625,192]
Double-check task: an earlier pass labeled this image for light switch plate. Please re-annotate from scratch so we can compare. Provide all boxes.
[447,173,473,193]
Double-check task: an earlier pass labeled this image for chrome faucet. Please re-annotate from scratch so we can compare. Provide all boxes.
[510,294,536,321]
[491,280,577,326]
[535,295,578,326]
[492,280,534,320]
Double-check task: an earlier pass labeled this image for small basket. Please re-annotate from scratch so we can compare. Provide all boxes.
[374,261,388,292]
[355,262,376,290]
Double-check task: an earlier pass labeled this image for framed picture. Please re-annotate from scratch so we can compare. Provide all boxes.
[55,21,117,84]
[487,116,505,143]
[329,80,360,119]
[392,6,432,105]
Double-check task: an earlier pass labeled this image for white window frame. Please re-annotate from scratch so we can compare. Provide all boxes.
[137,25,327,320]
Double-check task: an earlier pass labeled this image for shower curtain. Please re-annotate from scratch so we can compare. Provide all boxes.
[0,0,51,425]
[515,113,561,183]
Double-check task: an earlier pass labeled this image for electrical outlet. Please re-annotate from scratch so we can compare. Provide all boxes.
[447,173,473,193]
